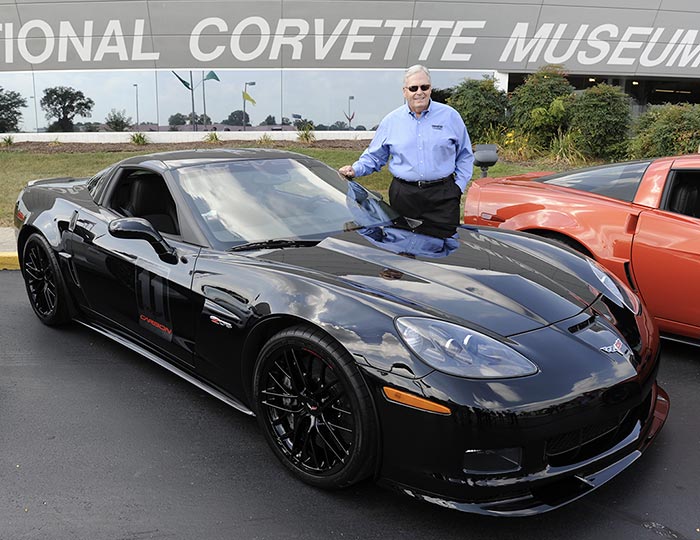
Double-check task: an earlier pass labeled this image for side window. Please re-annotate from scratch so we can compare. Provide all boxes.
[108,169,181,235]
[87,166,113,200]
[665,171,700,219]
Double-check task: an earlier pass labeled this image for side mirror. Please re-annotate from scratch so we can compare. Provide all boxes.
[474,144,499,178]
[108,217,177,263]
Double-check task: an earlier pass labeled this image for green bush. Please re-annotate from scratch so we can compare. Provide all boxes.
[569,84,631,160]
[129,132,149,145]
[257,133,274,147]
[548,129,586,166]
[203,131,221,143]
[294,117,316,144]
[629,103,700,158]
[447,76,508,143]
[509,65,574,146]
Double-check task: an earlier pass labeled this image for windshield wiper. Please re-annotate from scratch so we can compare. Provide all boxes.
[228,238,320,252]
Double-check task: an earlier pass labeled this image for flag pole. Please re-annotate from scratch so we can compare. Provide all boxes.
[189,71,197,132]
[202,71,208,130]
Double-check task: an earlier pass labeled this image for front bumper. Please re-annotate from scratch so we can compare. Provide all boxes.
[375,381,669,516]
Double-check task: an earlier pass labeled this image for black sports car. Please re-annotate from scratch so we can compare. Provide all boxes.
[14,149,669,516]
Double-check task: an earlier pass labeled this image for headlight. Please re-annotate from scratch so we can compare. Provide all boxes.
[587,259,640,314]
[395,317,538,379]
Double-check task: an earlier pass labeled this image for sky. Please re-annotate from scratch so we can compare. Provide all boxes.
[1,68,490,131]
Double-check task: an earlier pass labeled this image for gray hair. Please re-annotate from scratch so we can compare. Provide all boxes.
[403,65,431,86]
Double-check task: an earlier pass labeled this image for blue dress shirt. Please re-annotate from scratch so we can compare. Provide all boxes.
[351,100,474,192]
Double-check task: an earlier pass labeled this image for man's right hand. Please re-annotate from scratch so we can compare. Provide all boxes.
[338,165,355,178]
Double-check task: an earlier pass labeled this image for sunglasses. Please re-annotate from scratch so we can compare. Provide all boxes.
[406,84,431,92]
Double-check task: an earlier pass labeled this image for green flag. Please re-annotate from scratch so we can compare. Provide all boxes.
[204,71,220,82]
[172,71,191,90]
[242,90,256,105]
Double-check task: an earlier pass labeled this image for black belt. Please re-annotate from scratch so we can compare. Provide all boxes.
[393,175,453,188]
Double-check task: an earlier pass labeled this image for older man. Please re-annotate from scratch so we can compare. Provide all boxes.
[339,65,473,226]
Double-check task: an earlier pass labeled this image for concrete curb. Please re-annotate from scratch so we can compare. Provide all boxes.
[0,252,19,270]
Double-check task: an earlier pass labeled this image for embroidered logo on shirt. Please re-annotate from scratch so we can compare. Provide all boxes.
[432,124,443,130]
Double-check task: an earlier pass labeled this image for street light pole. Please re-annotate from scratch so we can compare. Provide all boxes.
[29,95,38,133]
[132,83,139,128]
[243,81,255,131]
[31,71,39,132]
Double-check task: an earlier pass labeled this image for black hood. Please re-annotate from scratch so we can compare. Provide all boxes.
[258,226,604,337]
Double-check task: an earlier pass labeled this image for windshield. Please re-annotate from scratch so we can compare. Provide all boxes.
[173,157,400,249]
[536,161,651,202]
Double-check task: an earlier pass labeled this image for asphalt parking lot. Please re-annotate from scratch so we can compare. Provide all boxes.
[1,269,699,540]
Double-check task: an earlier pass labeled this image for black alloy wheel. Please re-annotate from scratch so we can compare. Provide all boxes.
[22,233,71,325]
[254,325,378,489]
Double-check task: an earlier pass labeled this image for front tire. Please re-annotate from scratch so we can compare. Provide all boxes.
[253,325,378,489]
[21,233,72,326]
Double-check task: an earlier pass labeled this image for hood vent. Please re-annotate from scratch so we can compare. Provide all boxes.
[568,314,596,334]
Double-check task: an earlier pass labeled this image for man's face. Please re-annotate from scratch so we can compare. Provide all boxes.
[402,72,432,114]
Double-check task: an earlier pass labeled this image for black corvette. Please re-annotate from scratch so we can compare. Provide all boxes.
[14,149,668,516]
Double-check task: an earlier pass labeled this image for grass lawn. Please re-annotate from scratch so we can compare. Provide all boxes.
[0,146,542,227]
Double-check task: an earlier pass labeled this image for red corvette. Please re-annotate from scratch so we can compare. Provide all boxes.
[465,155,700,344]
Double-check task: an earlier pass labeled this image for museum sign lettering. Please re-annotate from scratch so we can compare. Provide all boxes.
[1,0,698,76]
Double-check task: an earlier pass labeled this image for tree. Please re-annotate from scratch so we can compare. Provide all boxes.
[329,120,348,130]
[293,117,314,130]
[447,76,508,143]
[40,86,94,132]
[168,113,188,127]
[0,86,27,132]
[629,103,700,158]
[509,65,574,146]
[221,110,249,126]
[570,84,631,160]
[430,87,454,104]
[105,109,132,132]
[259,114,276,126]
[194,113,211,126]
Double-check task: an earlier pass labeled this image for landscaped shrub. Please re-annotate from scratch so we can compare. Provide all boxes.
[629,103,700,158]
[129,132,149,145]
[569,84,631,160]
[509,65,574,147]
[447,76,508,143]
[479,125,544,162]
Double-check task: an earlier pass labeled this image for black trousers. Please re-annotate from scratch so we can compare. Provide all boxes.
[389,177,462,226]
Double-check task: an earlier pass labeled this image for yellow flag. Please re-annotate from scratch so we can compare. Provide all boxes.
[242,90,256,105]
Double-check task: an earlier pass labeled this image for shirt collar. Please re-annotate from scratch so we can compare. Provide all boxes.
[406,99,432,118]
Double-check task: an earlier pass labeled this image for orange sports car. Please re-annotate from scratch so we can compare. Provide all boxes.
[465,155,700,345]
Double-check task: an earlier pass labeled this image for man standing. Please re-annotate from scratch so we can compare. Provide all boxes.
[339,65,473,226]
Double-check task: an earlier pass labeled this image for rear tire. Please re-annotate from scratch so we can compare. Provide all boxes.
[21,233,72,326]
[253,325,378,489]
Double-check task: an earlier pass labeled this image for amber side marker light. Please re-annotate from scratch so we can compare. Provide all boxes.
[383,387,451,415]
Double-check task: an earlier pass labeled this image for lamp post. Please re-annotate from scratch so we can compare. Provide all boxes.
[243,81,255,131]
[347,95,354,128]
[29,95,38,133]
[132,83,140,129]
